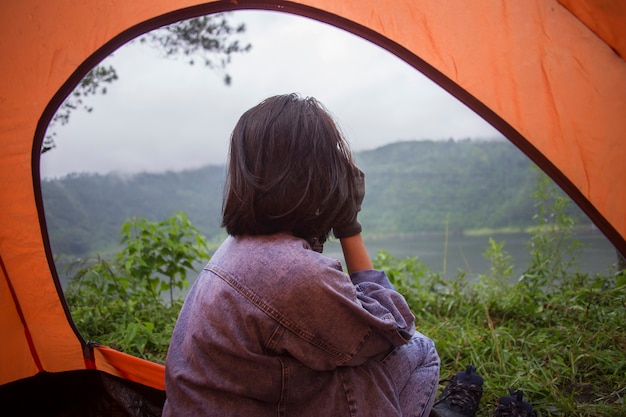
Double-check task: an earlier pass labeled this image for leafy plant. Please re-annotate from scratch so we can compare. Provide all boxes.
[523,166,583,288]
[117,211,210,306]
[64,212,210,361]
[474,238,515,306]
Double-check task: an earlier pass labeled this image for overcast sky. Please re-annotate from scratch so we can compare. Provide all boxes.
[40,10,502,179]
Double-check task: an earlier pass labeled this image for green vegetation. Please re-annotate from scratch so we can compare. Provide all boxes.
[64,212,209,362]
[376,251,625,416]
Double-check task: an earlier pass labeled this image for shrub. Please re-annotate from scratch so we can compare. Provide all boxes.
[64,212,209,362]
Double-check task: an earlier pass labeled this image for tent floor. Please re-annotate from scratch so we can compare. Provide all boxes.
[0,370,165,417]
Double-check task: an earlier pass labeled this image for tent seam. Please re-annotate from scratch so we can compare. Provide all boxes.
[0,254,44,372]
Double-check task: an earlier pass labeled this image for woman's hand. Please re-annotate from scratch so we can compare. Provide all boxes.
[333,167,365,239]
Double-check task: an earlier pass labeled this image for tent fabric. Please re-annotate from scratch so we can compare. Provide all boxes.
[558,0,626,59]
[1,0,625,403]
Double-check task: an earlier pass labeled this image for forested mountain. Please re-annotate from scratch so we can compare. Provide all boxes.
[41,139,587,257]
[42,166,226,256]
[355,139,540,236]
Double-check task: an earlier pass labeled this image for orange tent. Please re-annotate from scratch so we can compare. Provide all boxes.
[1,0,625,414]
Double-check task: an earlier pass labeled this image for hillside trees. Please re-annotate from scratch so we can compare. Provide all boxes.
[42,165,225,257]
[357,140,543,235]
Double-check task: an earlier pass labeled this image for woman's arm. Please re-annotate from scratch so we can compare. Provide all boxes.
[340,233,373,273]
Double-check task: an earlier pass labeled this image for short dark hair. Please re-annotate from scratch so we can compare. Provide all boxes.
[222,93,357,244]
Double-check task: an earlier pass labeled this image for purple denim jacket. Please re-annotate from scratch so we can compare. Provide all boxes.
[162,233,417,416]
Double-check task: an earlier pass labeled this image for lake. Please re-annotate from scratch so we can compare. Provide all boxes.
[322,228,620,280]
[56,228,621,293]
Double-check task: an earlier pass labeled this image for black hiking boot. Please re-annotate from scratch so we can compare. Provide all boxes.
[430,365,484,417]
[493,388,537,417]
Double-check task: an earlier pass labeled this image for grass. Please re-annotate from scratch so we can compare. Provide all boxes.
[374,250,626,417]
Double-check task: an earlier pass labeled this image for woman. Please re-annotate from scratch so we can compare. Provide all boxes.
[163,93,440,417]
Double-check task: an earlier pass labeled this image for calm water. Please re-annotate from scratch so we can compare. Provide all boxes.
[323,229,620,280]
[57,229,621,292]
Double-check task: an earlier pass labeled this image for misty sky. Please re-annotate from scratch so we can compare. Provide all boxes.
[40,10,502,179]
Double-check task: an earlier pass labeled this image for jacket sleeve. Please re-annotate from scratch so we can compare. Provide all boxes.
[350,269,416,344]
[264,261,416,371]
